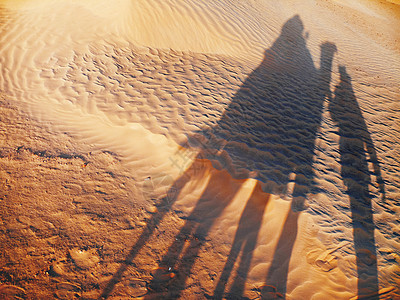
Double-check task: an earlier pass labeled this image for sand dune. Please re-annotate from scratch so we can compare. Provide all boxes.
[1,0,399,299]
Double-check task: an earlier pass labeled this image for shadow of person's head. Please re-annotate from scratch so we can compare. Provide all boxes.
[262,15,313,74]
[281,14,304,37]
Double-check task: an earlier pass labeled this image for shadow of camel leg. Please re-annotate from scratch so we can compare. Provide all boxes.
[98,160,208,299]
[214,185,270,299]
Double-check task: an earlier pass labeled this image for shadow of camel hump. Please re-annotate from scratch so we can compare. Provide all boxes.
[329,65,385,298]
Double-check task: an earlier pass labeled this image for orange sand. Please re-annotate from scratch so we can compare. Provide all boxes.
[0,0,399,299]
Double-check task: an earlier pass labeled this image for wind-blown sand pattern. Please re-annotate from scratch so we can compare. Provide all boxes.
[0,0,399,299]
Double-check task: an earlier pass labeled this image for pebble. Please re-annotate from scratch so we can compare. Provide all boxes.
[146,205,158,214]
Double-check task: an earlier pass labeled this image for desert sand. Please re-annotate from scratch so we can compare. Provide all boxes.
[0,0,399,299]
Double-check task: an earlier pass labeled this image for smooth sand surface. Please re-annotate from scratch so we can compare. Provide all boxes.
[1,0,399,299]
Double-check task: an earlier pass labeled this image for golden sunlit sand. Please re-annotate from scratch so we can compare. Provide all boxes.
[0,0,399,299]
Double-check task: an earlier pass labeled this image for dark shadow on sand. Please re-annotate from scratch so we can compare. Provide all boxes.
[99,14,336,299]
[329,65,385,298]
[213,189,270,299]
[147,14,337,300]
[98,15,382,300]
[143,160,244,299]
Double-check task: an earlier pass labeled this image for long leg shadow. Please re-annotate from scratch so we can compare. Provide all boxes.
[144,158,246,299]
[329,66,385,298]
[213,184,270,299]
[98,160,205,299]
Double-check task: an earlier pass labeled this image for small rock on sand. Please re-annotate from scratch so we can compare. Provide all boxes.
[146,205,158,214]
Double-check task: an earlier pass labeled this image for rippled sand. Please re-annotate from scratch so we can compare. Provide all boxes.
[1,0,399,299]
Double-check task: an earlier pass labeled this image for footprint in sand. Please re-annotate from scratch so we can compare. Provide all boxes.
[0,284,26,299]
[252,284,284,299]
[55,282,81,300]
[69,248,100,270]
[306,248,338,272]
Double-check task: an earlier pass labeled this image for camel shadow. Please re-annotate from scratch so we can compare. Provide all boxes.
[144,14,337,299]
[99,14,384,300]
[99,14,336,299]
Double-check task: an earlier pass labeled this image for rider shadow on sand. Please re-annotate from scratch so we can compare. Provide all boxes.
[98,15,385,299]
[328,65,385,299]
